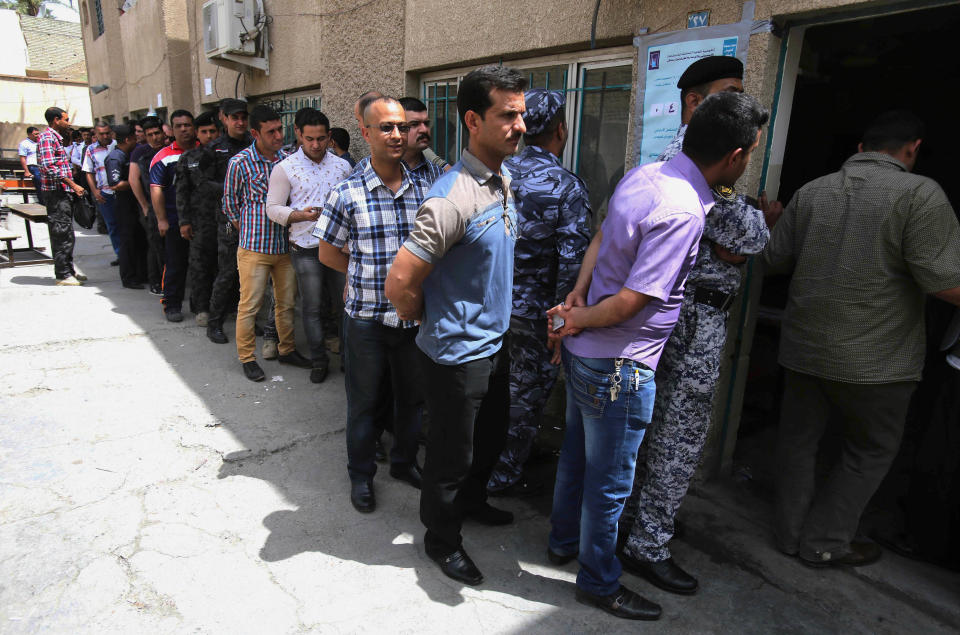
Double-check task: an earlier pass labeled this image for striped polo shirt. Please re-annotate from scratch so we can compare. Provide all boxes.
[150,141,198,222]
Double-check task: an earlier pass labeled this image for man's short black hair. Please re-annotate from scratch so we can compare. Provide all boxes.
[194,111,217,129]
[457,65,527,126]
[294,107,330,131]
[140,116,162,132]
[72,130,82,141]
[861,110,925,152]
[682,92,769,164]
[329,128,350,152]
[111,124,136,143]
[44,107,66,124]
[170,109,194,124]
[26,126,38,134]
[94,120,111,130]
[399,97,428,113]
[249,104,280,131]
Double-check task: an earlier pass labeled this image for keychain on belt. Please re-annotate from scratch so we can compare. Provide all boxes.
[610,358,623,402]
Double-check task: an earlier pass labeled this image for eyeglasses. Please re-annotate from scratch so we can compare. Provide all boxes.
[366,122,412,134]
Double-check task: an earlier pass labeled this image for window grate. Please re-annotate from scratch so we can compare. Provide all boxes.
[94,0,104,37]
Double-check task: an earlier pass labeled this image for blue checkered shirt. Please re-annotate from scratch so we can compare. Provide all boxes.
[313,161,430,327]
[223,144,287,254]
[404,156,445,187]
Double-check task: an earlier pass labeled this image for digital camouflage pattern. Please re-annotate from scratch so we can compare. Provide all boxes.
[619,124,769,561]
[487,144,592,492]
[176,147,221,314]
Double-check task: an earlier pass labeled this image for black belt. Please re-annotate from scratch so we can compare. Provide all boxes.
[693,286,736,312]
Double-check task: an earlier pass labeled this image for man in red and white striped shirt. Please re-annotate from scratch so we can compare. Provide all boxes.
[37,106,87,285]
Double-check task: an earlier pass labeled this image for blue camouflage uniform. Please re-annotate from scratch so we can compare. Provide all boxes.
[620,123,770,561]
[486,89,593,494]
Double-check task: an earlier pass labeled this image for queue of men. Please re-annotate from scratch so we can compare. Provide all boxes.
[26,54,960,621]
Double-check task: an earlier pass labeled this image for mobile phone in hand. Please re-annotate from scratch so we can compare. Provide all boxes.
[552,315,565,332]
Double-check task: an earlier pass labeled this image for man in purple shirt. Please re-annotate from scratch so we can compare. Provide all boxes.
[547,92,769,620]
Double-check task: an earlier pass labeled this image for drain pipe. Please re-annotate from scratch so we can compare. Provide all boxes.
[591,0,602,49]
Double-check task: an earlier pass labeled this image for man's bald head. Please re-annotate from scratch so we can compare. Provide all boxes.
[354,90,384,127]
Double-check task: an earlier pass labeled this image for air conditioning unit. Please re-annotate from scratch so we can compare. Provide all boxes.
[202,0,269,73]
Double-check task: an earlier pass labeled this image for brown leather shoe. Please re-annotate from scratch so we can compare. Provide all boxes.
[800,541,882,568]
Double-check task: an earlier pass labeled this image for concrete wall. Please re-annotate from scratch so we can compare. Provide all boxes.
[81,0,194,121]
[0,75,93,149]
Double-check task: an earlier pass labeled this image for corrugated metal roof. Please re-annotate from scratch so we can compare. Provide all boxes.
[19,14,86,82]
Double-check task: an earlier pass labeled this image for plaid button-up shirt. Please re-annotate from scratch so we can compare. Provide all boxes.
[404,155,445,187]
[36,127,72,193]
[223,143,286,254]
[313,160,430,327]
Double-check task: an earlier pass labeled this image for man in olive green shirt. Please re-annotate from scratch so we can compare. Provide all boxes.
[763,110,960,568]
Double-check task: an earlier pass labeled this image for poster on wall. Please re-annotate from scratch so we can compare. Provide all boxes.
[633,17,754,164]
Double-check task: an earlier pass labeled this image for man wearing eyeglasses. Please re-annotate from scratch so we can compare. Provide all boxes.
[399,97,446,186]
[314,96,429,514]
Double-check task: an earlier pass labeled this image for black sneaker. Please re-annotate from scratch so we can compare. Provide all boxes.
[149,284,162,296]
[310,359,329,384]
[243,361,266,382]
[278,350,312,368]
[164,308,184,323]
[207,323,228,344]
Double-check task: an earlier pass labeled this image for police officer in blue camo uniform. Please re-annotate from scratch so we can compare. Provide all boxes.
[618,56,781,594]
[486,89,593,496]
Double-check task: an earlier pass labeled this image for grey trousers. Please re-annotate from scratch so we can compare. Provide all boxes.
[775,369,917,560]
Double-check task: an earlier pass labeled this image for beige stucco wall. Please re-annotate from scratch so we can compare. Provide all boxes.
[0,75,92,149]
[81,0,193,121]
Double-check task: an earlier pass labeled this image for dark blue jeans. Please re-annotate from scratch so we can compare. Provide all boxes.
[343,315,423,484]
[98,192,121,257]
[27,165,44,203]
[549,346,656,596]
[290,244,345,366]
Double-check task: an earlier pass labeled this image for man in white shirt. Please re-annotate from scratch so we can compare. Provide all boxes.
[266,107,351,383]
[82,122,120,262]
[19,126,41,200]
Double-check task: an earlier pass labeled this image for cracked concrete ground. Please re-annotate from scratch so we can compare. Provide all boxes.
[1,220,958,634]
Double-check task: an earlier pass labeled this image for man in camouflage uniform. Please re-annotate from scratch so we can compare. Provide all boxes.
[486,89,592,496]
[618,56,780,594]
[205,99,278,349]
[176,111,221,325]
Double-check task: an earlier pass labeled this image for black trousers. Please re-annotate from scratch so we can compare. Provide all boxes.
[115,194,147,285]
[162,224,190,310]
[420,347,510,555]
[43,189,75,280]
[140,207,164,287]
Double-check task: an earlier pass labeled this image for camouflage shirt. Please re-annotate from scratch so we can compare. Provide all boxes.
[660,125,769,295]
[504,145,592,319]
[208,133,253,219]
[175,146,222,227]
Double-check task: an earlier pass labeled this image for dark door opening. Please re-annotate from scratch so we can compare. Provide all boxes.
[733,4,960,568]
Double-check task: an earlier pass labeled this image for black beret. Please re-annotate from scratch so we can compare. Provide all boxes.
[677,55,744,89]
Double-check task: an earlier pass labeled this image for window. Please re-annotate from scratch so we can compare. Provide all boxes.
[91,0,104,38]
[421,50,634,221]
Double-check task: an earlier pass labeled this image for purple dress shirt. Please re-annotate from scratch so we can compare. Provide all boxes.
[564,152,715,369]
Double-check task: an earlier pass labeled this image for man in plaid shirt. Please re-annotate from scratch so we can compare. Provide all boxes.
[36,106,88,285]
[224,105,310,382]
[314,96,430,514]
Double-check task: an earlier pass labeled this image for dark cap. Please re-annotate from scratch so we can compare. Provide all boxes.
[677,55,744,89]
[522,89,565,136]
[220,98,248,115]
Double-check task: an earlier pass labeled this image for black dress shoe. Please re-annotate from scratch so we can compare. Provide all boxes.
[389,463,422,489]
[350,480,375,513]
[575,585,661,621]
[243,361,266,382]
[466,502,513,526]
[278,350,312,368]
[428,548,483,586]
[547,547,578,566]
[310,359,329,384]
[620,552,698,595]
[110,259,119,266]
[374,438,387,463]
[207,323,228,344]
[164,308,184,323]
[122,282,144,290]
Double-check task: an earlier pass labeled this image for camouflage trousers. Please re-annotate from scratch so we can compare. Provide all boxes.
[187,216,219,315]
[486,316,558,492]
[208,221,276,339]
[44,190,76,280]
[620,292,728,562]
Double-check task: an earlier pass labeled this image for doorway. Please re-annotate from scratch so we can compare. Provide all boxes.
[732,3,960,511]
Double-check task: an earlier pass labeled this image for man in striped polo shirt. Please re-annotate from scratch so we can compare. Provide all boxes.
[150,110,199,322]
[224,105,311,382]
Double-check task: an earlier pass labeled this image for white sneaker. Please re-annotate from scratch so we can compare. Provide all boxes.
[196,311,210,327]
[262,339,279,360]
[56,275,82,286]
